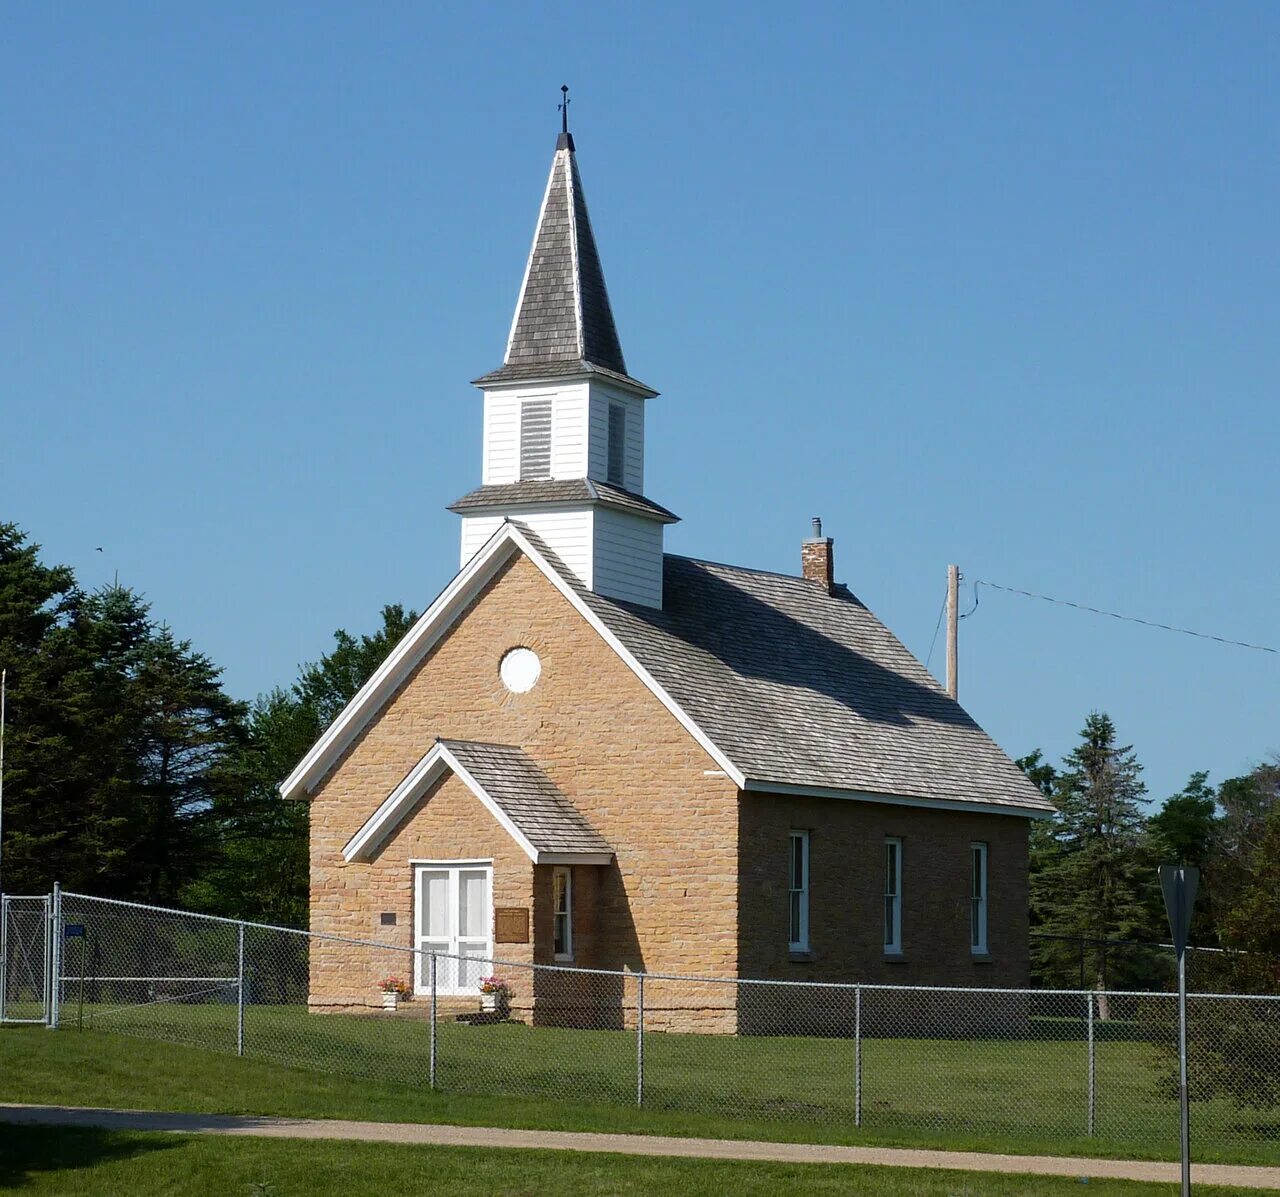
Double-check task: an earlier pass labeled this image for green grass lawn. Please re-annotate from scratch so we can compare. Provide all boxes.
[2,1024,1278,1169]
[0,1124,1260,1197]
[28,995,1279,1167]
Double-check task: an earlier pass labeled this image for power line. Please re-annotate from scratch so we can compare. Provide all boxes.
[973,579,1279,656]
[924,589,947,670]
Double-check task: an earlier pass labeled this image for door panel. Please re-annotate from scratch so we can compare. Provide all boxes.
[414,863,492,996]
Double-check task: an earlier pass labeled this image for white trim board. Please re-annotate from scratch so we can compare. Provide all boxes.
[343,739,612,865]
[744,779,1056,821]
[282,520,742,801]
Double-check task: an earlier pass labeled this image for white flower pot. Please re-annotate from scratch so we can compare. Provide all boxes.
[382,992,398,1011]
[480,993,498,1013]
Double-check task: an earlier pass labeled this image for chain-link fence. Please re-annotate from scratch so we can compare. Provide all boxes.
[4,889,1278,1161]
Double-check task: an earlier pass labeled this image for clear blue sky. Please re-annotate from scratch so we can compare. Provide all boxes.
[3,3,1277,802]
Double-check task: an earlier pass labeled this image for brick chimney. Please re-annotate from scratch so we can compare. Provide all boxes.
[801,517,834,592]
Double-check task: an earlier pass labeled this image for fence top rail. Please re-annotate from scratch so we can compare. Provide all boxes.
[54,889,1280,1004]
[56,976,239,983]
[0,894,51,902]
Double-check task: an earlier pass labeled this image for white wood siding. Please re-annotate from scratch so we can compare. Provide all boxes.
[482,393,521,485]
[550,385,589,479]
[459,515,505,568]
[593,507,664,608]
[461,509,595,585]
[587,383,645,494]
[483,383,590,483]
[521,509,594,587]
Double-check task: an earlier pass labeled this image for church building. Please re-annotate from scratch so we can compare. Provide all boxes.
[286,120,1053,1029]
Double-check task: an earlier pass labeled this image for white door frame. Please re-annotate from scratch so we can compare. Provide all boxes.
[412,860,493,997]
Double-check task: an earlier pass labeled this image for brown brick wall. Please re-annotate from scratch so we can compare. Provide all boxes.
[308,551,740,1017]
[737,791,1030,990]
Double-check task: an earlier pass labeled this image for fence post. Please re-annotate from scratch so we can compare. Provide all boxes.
[42,894,52,1026]
[429,952,437,1091]
[0,895,8,1023]
[236,922,246,1057]
[48,882,61,1030]
[855,984,863,1129]
[636,972,645,1108]
[1086,990,1096,1136]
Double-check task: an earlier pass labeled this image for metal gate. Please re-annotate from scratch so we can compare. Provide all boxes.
[0,894,51,1024]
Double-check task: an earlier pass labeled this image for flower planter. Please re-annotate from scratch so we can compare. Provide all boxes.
[382,992,398,1011]
[480,993,498,1013]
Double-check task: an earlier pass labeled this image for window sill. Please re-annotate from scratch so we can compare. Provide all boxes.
[553,955,574,964]
[883,951,907,963]
[788,950,815,963]
[971,952,994,964]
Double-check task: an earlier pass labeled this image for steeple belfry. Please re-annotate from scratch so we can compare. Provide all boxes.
[454,109,675,609]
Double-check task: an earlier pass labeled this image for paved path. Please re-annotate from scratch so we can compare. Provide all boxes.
[2,1103,1278,1189]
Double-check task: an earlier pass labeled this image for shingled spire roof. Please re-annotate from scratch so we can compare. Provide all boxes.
[473,132,654,394]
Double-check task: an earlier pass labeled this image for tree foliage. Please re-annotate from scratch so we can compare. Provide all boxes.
[1030,713,1155,988]
[0,521,413,923]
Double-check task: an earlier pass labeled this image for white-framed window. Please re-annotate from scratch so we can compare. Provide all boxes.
[788,830,810,952]
[971,842,988,954]
[606,402,626,486]
[413,860,493,996]
[552,866,573,961]
[884,837,903,954]
[519,398,553,480]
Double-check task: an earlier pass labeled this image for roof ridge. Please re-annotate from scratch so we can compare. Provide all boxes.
[664,553,812,585]
[437,737,526,753]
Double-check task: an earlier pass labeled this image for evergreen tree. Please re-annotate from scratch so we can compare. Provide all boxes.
[83,587,246,901]
[0,523,92,892]
[1146,771,1220,949]
[1031,713,1153,993]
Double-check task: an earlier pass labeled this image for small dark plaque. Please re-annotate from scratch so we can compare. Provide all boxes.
[380,912,397,927]
[63,923,86,939]
[495,907,530,944]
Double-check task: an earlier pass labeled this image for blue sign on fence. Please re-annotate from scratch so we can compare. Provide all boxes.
[63,923,86,938]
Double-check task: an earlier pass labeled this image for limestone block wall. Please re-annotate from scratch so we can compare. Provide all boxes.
[308,551,740,1020]
[737,791,1031,996]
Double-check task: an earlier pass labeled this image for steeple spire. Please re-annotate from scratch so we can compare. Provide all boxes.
[473,101,650,393]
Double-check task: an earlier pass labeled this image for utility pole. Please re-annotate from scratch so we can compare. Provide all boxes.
[946,565,959,700]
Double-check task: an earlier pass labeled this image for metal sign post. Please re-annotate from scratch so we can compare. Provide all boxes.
[1159,864,1199,1197]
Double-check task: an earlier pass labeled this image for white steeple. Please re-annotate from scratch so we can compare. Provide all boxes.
[449,112,675,609]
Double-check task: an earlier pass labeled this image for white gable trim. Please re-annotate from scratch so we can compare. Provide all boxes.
[744,778,1056,820]
[565,150,583,359]
[281,521,744,802]
[503,151,560,365]
[342,740,613,864]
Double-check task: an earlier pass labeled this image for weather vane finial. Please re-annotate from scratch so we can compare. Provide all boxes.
[559,84,570,134]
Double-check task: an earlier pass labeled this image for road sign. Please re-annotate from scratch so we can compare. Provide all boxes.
[63,923,85,939]
[1159,865,1199,956]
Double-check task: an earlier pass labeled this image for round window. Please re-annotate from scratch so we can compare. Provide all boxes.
[499,647,542,694]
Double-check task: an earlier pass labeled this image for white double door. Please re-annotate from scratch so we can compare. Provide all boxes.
[414,862,493,996]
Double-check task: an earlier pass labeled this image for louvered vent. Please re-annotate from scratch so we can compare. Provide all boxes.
[519,400,553,480]
[607,403,626,486]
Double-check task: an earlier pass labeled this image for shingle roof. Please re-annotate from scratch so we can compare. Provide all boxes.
[447,479,679,524]
[474,135,654,395]
[516,534,1052,814]
[439,739,613,855]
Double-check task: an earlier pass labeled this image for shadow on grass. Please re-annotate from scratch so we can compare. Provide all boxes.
[0,1124,177,1188]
